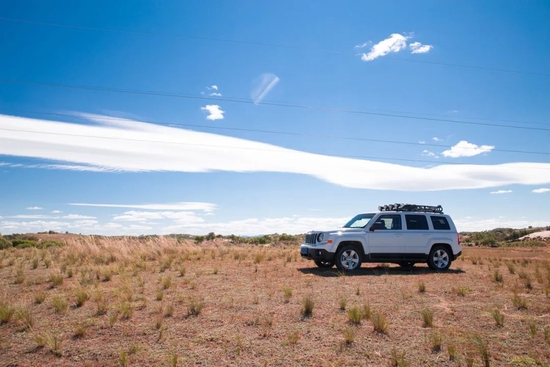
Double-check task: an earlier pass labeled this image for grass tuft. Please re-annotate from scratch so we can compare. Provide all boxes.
[418,281,426,293]
[282,287,292,303]
[52,296,68,313]
[0,302,15,324]
[187,298,204,317]
[492,308,504,326]
[346,305,363,325]
[421,309,434,328]
[371,311,388,334]
[301,295,314,317]
[390,348,408,367]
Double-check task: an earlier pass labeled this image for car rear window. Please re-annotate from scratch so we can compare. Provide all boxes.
[430,216,451,230]
[405,215,429,230]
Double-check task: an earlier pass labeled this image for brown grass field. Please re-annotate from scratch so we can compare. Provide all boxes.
[1,235,550,366]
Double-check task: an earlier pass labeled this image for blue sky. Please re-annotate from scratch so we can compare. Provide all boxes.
[1,0,549,235]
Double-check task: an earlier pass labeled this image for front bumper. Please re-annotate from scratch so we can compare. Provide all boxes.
[300,245,334,261]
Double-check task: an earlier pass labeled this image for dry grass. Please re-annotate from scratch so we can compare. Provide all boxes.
[1,235,550,366]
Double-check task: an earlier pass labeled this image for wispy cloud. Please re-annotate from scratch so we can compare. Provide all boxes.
[422,150,439,158]
[409,41,433,54]
[360,33,410,61]
[419,140,426,144]
[9,214,54,219]
[201,85,222,97]
[200,105,225,120]
[532,188,550,194]
[2,114,550,191]
[26,206,43,210]
[61,214,96,219]
[455,217,550,232]
[432,137,443,142]
[251,73,279,104]
[442,140,495,158]
[490,190,512,194]
[70,202,215,212]
[354,41,371,49]
[113,211,205,224]
[51,210,62,214]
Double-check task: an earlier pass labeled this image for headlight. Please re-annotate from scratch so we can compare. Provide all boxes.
[317,233,324,242]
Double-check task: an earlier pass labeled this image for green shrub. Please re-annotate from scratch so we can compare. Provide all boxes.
[12,239,39,248]
[0,236,12,249]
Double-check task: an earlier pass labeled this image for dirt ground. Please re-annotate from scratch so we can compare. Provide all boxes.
[1,236,549,366]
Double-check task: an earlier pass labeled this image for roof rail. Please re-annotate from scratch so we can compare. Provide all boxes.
[378,203,444,213]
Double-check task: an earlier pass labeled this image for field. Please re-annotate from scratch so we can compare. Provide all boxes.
[1,235,550,366]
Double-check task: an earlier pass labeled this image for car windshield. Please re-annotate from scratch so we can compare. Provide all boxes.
[343,213,375,228]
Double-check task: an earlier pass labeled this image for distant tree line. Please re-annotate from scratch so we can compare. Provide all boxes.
[0,233,64,249]
[461,226,550,247]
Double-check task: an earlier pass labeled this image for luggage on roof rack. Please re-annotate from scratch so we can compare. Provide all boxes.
[378,203,444,213]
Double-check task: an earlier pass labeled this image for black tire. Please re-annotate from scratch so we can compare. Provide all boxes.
[427,245,452,271]
[314,260,334,269]
[398,262,415,268]
[335,245,362,272]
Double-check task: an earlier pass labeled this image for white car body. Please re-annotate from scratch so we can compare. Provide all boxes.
[300,209,462,271]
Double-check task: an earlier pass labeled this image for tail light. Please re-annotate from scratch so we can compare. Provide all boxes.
[457,233,461,245]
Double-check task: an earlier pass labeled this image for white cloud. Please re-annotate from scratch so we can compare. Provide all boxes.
[360,33,411,61]
[0,220,70,231]
[442,140,495,158]
[162,216,350,236]
[432,137,442,142]
[490,190,512,194]
[251,73,279,104]
[409,41,433,54]
[419,141,426,144]
[51,210,62,214]
[455,217,550,232]
[9,215,55,219]
[354,42,371,49]
[532,188,550,194]
[200,105,225,121]
[26,206,43,210]
[70,202,215,212]
[62,214,96,219]
[211,85,218,91]
[209,93,222,97]
[422,150,439,158]
[2,113,550,191]
[113,210,204,224]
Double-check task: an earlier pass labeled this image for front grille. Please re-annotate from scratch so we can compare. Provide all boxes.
[305,233,317,244]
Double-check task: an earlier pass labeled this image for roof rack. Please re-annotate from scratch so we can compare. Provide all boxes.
[378,203,444,213]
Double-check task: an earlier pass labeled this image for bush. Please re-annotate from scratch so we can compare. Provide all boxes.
[12,239,39,248]
[0,236,12,249]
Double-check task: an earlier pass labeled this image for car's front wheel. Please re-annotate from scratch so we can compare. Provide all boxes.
[427,245,451,271]
[314,260,334,269]
[335,245,362,272]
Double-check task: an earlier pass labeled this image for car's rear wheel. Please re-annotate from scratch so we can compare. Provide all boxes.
[314,260,334,269]
[428,245,451,271]
[335,245,362,272]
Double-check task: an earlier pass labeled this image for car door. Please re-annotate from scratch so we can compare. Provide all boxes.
[404,214,431,261]
[367,214,405,260]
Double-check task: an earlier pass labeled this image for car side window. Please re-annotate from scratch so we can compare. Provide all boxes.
[375,215,402,230]
[405,215,429,230]
[430,216,451,230]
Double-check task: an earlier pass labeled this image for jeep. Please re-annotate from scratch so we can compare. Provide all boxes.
[300,204,462,271]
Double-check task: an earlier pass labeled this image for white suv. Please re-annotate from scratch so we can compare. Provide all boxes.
[300,204,462,271]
